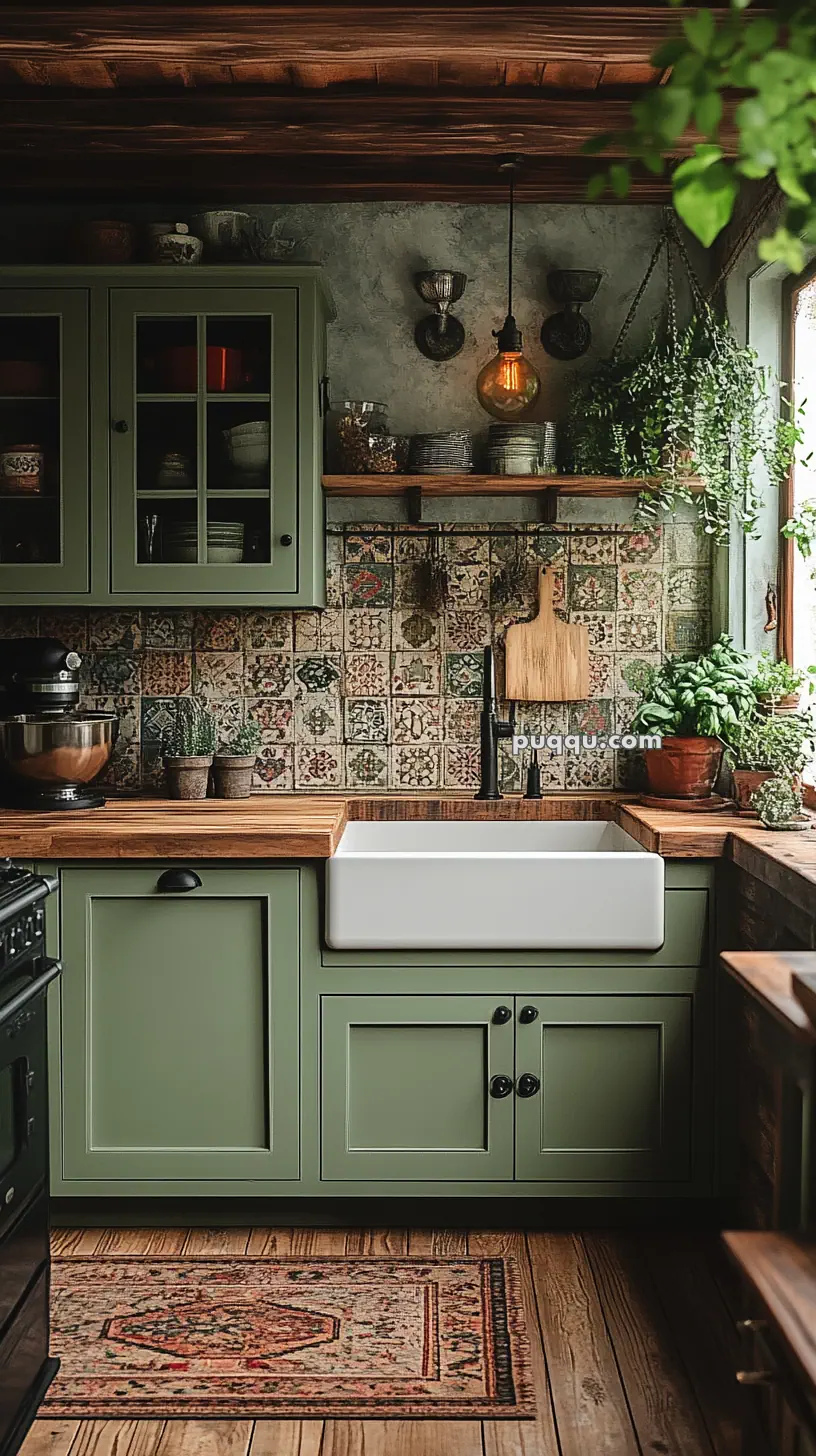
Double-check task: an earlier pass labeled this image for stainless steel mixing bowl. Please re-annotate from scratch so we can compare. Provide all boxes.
[0,712,119,795]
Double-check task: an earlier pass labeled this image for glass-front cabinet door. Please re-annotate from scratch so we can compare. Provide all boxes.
[0,290,89,595]
[109,288,299,599]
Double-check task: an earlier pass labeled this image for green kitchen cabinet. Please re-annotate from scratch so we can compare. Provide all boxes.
[320,994,515,1181]
[514,994,692,1182]
[52,865,300,1188]
[0,267,334,606]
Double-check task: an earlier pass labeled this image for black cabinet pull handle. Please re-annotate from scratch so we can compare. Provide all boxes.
[112,419,129,434]
[492,1005,512,1024]
[519,1005,539,1024]
[516,1073,541,1098]
[489,1074,513,1100]
[156,868,202,894]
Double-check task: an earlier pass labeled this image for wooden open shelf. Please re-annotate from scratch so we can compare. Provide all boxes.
[323,473,703,500]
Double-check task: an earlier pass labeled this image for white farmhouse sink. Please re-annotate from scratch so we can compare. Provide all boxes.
[326,820,664,951]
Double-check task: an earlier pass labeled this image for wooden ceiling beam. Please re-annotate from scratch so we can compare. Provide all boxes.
[0,92,737,156]
[0,7,724,67]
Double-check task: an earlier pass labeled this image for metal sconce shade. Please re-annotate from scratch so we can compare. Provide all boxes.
[413,269,467,360]
[540,268,602,361]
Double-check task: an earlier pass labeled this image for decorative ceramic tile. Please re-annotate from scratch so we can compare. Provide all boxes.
[344,564,393,607]
[101,742,141,790]
[442,529,489,565]
[489,526,523,566]
[292,607,342,652]
[528,527,569,567]
[141,650,192,697]
[83,651,140,695]
[588,654,614,698]
[616,613,662,653]
[514,702,568,736]
[0,608,40,638]
[82,694,139,746]
[209,698,244,746]
[392,609,439,651]
[89,610,142,651]
[244,652,293,698]
[393,562,424,608]
[444,745,480,789]
[243,610,293,652]
[565,751,615,789]
[295,744,343,789]
[568,565,617,613]
[614,697,639,734]
[569,531,616,565]
[446,563,490,607]
[294,653,342,695]
[666,611,710,654]
[325,564,343,608]
[344,651,390,697]
[568,699,614,735]
[445,650,484,699]
[346,744,389,789]
[392,697,443,744]
[193,651,244,699]
[39,608,89,649]
[392,651,441,697]
[666,522,710,565]
[293,611,321,651]
[444,699,480,743]
[253,744,293,792]
[193,611,242,652]
[666,566,711,612]
[526,748,567,791]
[618,566,662,613]
[344,697,389,744]
[392,745,441,789]
[344,530,393,564]
[614,654,662,699]
[569,611,615,653]
[616,526,663,564]
[344,608,390,651]
[245,697,294,742]
[319,610,344,651]
[498,743,522,793]
[394,528,430,562]
[443,608,490,652]
[140,697,179,748]
[143,610,194,649]
[295,693,342,743]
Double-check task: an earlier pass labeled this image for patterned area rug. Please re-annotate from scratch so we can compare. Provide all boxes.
[45,1255,536,1419]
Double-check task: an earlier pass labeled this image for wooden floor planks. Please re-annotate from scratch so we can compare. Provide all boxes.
[25,1226,742,1456]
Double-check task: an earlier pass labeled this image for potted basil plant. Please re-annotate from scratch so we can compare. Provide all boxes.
[213,719,261,800]
[162,698,217,800]
[724,710,815,812]
[628,635,756,799]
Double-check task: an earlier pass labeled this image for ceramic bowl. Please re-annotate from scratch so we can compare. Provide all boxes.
[223,422,270,472]
[148,225,203,266]
[190,211,250,260]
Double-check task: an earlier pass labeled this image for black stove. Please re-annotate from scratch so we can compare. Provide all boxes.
[0,863,60,1456]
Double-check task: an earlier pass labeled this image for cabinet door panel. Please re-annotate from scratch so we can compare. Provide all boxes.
[321,995,514,1181]
[515,994,691,1182]
[57,866,299,1181]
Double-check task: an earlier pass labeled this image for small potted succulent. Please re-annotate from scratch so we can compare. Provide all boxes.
[213,718,261,799]
[628,635,756,799]
[725,710,815,812]
[162,698,217,800]
[751,652,816,715]
[750,774,811,831]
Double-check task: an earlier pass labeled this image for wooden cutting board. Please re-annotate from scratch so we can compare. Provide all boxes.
[504,566,589,701]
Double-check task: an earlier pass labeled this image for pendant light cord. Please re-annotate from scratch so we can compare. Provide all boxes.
[507,165,515,319]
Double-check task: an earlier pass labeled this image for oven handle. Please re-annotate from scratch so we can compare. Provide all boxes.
[0,959,62,1029]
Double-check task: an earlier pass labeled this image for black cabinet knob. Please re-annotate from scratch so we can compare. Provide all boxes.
[489,1074,513,1100]
[519,1005,539,1024]
[156,868,202,894]
[516,1073,541,1098]
[492,1005,512,1024]
[112,419,129,434]
[280,534,293,546]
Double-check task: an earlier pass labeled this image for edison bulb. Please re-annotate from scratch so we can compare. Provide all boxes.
[476,348,540,420]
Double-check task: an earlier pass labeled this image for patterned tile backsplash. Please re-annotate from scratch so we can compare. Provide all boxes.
[4,521,712,794]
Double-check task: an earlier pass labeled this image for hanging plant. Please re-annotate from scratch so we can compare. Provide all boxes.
[566,226,802,542]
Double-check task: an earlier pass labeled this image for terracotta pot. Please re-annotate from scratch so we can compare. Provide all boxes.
[758,693,800,715]
[163,754,212,800]
[72,220,135,265]
[731,768,774,812]
[213,754,255,799]
[643,736,723,799]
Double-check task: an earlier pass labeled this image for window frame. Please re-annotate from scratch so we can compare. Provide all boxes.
[780,256,816,664]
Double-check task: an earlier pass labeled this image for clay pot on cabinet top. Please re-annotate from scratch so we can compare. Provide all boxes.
[164,754,212,800]
[643,736,723,799]
[213,755,255,799]
[72,220,135,265]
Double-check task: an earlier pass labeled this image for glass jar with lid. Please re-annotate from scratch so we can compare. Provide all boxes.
[326,400,389,473]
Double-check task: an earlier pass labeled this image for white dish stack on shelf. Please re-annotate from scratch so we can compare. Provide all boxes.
[222,421,270,481]
[408,431,473,475]
[163,520,245,564]
[486,422,557,476]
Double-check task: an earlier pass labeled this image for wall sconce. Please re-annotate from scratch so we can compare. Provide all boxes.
[413,270,467,361]
[540,269,602,361]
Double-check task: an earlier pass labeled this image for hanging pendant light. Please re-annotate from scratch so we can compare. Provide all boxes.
[476,155,541,420]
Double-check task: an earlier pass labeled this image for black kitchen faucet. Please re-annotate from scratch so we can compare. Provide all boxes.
[475,645,516,801]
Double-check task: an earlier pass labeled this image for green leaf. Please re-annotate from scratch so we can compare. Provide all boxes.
[581,133,615,156]
[695,91,723,136]
[673,159,739,245]
[673,142,724,182]
[609,162,631,199]
[777,168,812,205]
[586,171,607,202]
[651,37,690,69]
[758,227,807,272]
[683,8,716,55]
[744,16,779,54]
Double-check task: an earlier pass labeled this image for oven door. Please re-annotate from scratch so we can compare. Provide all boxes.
[0,960,61,1233]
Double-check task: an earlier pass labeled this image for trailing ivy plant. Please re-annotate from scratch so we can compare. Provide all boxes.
[585,1,816,273]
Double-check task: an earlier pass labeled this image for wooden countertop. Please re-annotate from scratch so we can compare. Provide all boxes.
[723,1231,816,1394]
[720,950,816,1041]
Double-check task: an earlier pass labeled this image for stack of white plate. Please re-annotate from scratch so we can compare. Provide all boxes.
[408,431,473,475]
[163,520,244,564]
[487,422,557,476]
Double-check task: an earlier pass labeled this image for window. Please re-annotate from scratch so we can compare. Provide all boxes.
[782,261,816,672]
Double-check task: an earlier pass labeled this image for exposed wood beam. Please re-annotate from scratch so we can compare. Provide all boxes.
[0,8,710,67]
[0,92,738,156]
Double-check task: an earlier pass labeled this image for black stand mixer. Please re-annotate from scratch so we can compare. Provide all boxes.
[0,638,118,809]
